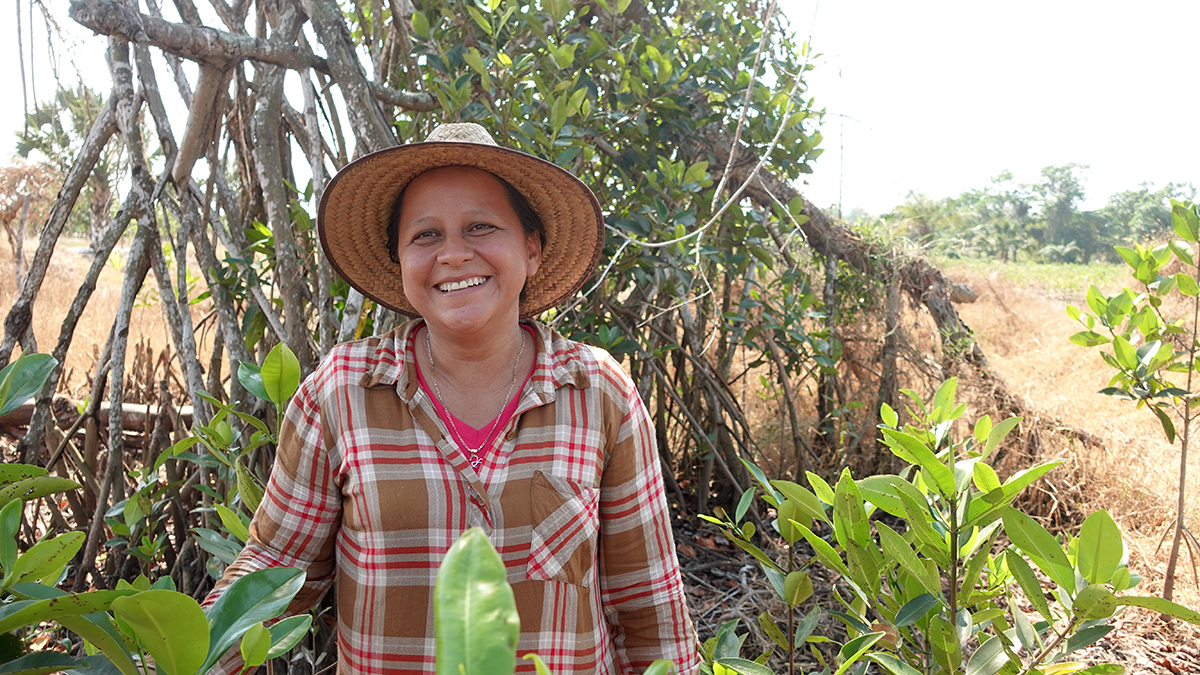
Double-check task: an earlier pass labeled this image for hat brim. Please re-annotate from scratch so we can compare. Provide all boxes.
[318,141,604,318]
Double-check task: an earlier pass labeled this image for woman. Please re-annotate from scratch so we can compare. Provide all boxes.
[207,124,700,675]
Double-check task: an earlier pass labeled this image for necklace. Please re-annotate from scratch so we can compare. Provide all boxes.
[425,328,526,470]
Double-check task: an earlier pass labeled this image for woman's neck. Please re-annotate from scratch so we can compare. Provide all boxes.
[419,322,531,397]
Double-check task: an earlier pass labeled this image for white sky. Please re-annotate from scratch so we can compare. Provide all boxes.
[785,0,1200,215]
[3,1,1198,217]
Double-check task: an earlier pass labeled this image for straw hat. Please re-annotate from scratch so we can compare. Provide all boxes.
[318,123,605,318]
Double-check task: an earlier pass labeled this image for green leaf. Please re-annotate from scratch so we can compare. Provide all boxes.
[806,471,835,505]
[1073,584,1118,621]
[771,481,828,523]
[434,528,520,675]
[880,402,898,428]
[784,570,812,607]
[615,0,632,12]
[0,464,48,484]
[260,342,301,408]
[0,590,136,634]
[111,590,209,675]
[716,657,774,675]
[868,653,926,675]
[0,353,56,416]
[11,531,85,585]
[11,583,139,675]
[266,614,313,659]
[1075,666,1125,675]
[972,462,1002,493]
[1176,273,1200,297]
[1012,606,1039,653]
[982,416,1022,459]
[1002,507,1074,594]
[1076,510,1122,584]
[202,567,306,674]
[1056,625,1115,659]
[463,48,493,90]
[1153,406,1177,443]
[0,499,21,574]
[965,635,1009,675]
[835,632,885,675]
[877,523,940,596]
[1116,595,1200,624]
[894,592,940,627]
[411,10,430,38]
[236,361,270,404]
[466,5,493,35]
[928,614,962,672]
[832,469,870,550]
[734,487,755,523]
[235,461,265,515]
[1172,200,1200,242]
[880,429,955,497]
[795,607,821,644]
[239,622,272,668]
[215,504,251,543]
[0,651,85,675]
[1069,330,1109,347]
[0,476,81,510]
[855,475,910,518]
[794,521,849,578]
[1005,551,1053,621]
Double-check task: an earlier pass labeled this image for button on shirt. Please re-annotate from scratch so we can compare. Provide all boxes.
[205,319,700,674]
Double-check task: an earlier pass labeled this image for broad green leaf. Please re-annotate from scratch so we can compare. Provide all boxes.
[1076,510,1122,584]
[111,590,208,675]
[973,462,1002,493]
[982,416,1022,459]
[236,462,264,514]
[770,480,829,523]
[1073,584,1117,621]
[11,531,84,585]
[877,523,939,596]
[260,342,301,408]
[1116,595,1200,624]
[835,632,885,675]
[869,653,925,675]
[716,658,774,675]
[0,464,48,484]
[0,476,81,510]
[833,469,870,550]
[1002,507,1074,594]
[758,611,788,651]
[466,5,493,35]
[784,570,812,607]
[215,504,251,543]
[1176,273,1200,297]
[0,353,57,416]
[1012,607,1038,653]
[434,528,519,675]
[880,428,955,497]
[0,590,136,634]
[743,459,783,506]
[880,402,898,428]
[411,10,430,38]
[1112,335,1136,370]
[795,607,821,644]
[236,361,270,404]
[794,521,849,578]
[0,499,21,574]
[202,567,306,674]
[1056,625,1114,659]
[965,635,1009,675]
[1172,200,1200,241]
[1075,666,1125,675]
[1170,239,1195,266]
[239,622,272,668]
[894,592,940,627]
[928,614,962,672]
[845,538,881,599]
[11,584,139,675]
[1006,551,1053,621]
[1152,406,1177,443]
[734,487,755,523]
[855,475,909,518]
[0,651,84,675]
[266,614,313,659]
[1085,285,1107,318]
[1069,331,1109,347]
[806,471,835,505]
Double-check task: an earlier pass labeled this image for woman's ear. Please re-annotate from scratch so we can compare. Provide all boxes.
[525,230,543,277]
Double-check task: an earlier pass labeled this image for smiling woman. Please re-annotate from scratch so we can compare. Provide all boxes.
[201,123,701,675]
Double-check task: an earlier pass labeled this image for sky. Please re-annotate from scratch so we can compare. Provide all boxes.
[784,0,1200,215]
[2,1,1198,217]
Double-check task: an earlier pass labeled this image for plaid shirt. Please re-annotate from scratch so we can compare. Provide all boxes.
[207,319,699,674]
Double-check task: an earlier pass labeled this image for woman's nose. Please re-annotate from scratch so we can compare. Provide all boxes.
[436,231,473,264]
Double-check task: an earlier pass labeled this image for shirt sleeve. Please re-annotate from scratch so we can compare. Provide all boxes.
[200,371,342,674]
[597,368,700,675]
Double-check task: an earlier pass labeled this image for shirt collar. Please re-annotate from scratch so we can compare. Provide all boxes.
[359,318,592,398]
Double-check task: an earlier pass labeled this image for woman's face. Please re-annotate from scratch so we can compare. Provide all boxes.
[395,166,542,337]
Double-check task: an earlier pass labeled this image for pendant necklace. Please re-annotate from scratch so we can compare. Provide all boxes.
[425,328,526,470]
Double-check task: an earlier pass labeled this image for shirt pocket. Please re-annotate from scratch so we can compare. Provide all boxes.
[526,470,599,587]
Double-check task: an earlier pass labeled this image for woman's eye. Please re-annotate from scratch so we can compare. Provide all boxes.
[412,230,438,242]
[470,222,496,233]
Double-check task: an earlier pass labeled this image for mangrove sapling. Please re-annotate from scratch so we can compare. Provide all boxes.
[1066,198,1200,600]
[701,378,1200,675]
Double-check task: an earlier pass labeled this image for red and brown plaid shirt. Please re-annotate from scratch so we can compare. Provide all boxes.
[206,319,700,674]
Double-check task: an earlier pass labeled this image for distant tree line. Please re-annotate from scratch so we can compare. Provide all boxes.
[878,164,1195,263]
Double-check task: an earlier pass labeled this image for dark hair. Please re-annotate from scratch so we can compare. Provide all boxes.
[386,171,546,264]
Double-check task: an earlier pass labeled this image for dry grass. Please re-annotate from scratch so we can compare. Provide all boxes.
[0,235,186,396]
[948,261,1200,667]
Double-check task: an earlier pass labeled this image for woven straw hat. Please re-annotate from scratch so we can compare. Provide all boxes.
[318,123,604,317]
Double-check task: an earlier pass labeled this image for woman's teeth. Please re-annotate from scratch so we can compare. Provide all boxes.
[438,277,486,292]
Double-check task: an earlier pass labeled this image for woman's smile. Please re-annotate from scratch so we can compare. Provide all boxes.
[395,166,542,338]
